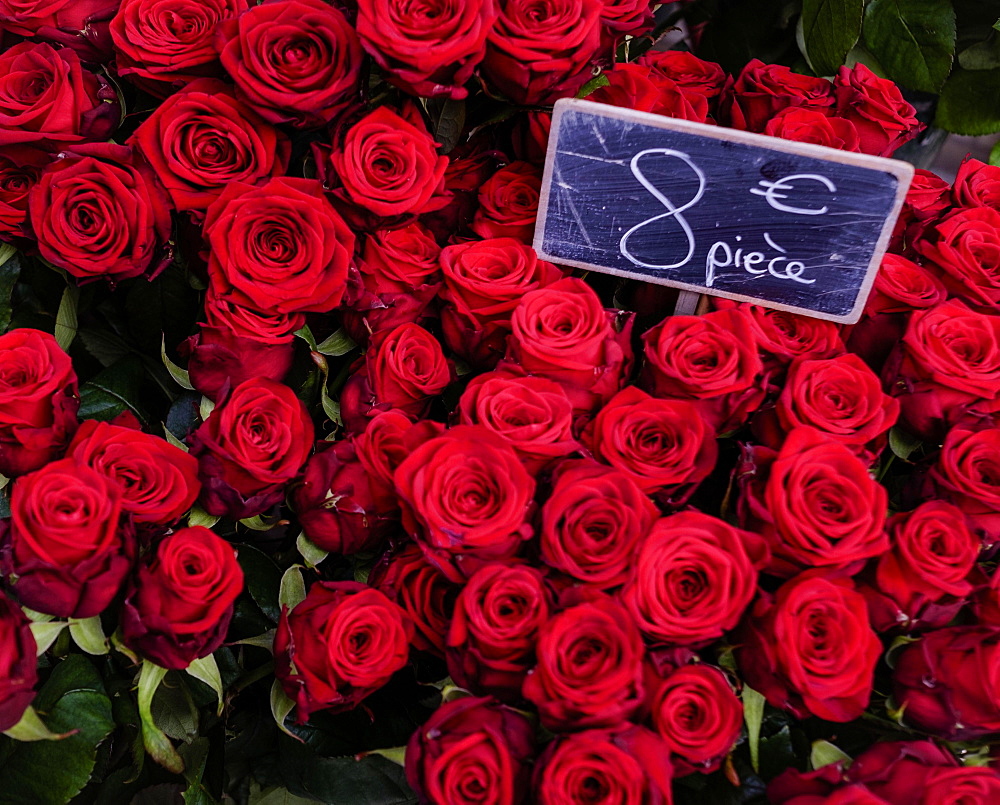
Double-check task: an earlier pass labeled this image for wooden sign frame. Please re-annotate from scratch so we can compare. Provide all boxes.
[533,98,915,324]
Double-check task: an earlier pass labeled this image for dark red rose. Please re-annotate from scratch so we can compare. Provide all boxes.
[483,0,603,105]
[111,0,246,96]
[780,786,888,804]
[275,581,413,721]
[739,427,888,577]
[0,146,50,241]
[833,63,921,157]
[0,0,118,60]
[121,526,242,669]
[189,377,314,519]
[419,136,501,240]
[737,303,845,379]
[354,410,444,512]
[512,110,552,165]
[0,328,79,478]
[204,176,354,315]
[590,64,711,122]
[0,41,119,147]
[539,458,657,589]
[587,385,718,505]
[651,664,742,775]
[395,425,535,582]
[129,78,290,219]
[471,161,542,243]
[4,458,131,618]
[68,419,200,525]
[356,0,496,99]
[921,768,1000,804]
[953,157,1000,211]
[534,725,674,804]
[892,168,951,252]
[29,144,172,282]
[927,426,1000,543]
[764,106,861,151]
[737,572,881,722]
[599,0,655,40]
[216,0,362,129]
[0,592,36,732]
[919,206,1000,310]
[638,50,727,105]
[405,696,535,805]
[447,562,551,700]
[720,59,834,133]
[358,224,442,297]
[640,308,765,433]
[523,594,644,731]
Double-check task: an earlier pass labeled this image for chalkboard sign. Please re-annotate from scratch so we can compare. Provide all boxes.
[534,99,914,323]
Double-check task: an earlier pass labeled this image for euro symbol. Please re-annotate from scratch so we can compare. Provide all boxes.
[749,173,837,216]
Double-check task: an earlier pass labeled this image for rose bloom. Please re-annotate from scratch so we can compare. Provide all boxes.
[405,696,535,805]
[0,0,118,61]
[918,206,1000,310]
[736,302,845,379]
[834,63,921,157]
[121,526,243,669]
[359,224,442,296]
[639,49,727,104]
[600,0,655,40]
[0,593,37,732]
[764,106,861,151]
[953,157,1000,210]
[356,0,497,99]
[927,425,1000,543]
[471,161,542,243]
[589,63,711,122]
[354,410,443,512]
[720,59,834,133]
[216,0,362,129]
[892,168,952,252]
[737,572,881,722]
[0,147,50,241]
[275,582,413,721]
[0,328,79,478]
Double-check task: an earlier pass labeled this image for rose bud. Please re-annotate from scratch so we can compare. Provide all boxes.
[590,63,711,122]
[3,459,132,618]
[67,419,200,526]
[833,63,921,158]
[29,144,173,282]
[369,542,460,658]
[926,426,1000,543]
[623,512,767,646]
[0,42,119,148]
[720,59,834,133]
[953,157,1000,210]
[0,328,79,478]
[539,458,657,590]
[651,664,743,775]
[640,308,766,433]
[0,592,37,732]
[471,162,542,243]
[739,427,888,577]
[395,425,534,582]
[121,526,243,669]
[736,302,845,381]
[356,0,496,100]
[204,176,354,315]
[534,726,674,804]
[275,581,413,722]
[764,106,861,151]
[483,0,602,106]
[586,385,718,507]
[0,147,50,242]
[405,696,535,805]
[447,563,551,701]
[739,572,880,723]
[189,377,314,519]
[523,594,644,731]
[918,206,1000,310]
[0,0,117,61]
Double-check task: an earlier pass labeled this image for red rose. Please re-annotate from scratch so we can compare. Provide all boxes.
[354,410,443,512]
[739,427,888,577]
[420,137,501,240]
[121,526,243,669]
[0,593,37,732]
[640,308,765,433]
[892,168,951,252]
[356,0,497,99]
[111,0,246,96]
[216,0,362,129]
[447,562,551,700]
[833,63,921,157]
[0,146,50,241]
[737,572,881,722]
[638,50,727,105]
[736,303,845,380]
[275,581,413,721]
[919,206,1000,309]
[67,419,200,525]
[358,224,442,297]
[539,458,657,589]
[512,110,552,165]
[764,106,861,151]
[405,696,535,805]
[927,426,1000,542]
[395,425,535,581]
[483,0,603,105]
[0,328,79,478]
[129,78,290,219]
[189,377,314,519]
[29,144,173,282]
[953,157,1000,210]
[204,176,354,315]
[590,64,711,122]
[4,458,131,618]
[623,511,767,645]
[720,59,834,133]
[600,0,655,40]
[0,41,118,147]
[523,594,644,730]
[471,161,542,243]
[0,0,117,61]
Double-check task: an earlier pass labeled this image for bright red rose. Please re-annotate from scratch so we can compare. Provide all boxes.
[0,0,117,60]
[204,176,354,315]
[189,377,314,519]
[121,526,243,669]
[0,147,50,241]
[892,168,951,252]
[0,328,79,478]
[764,106,861,151]
[737,572,881,722]
[590,64,711,122]
[720,59,834,133]
[216,0,362,129]
[356,0,497,99]
[833,63,921,157]
[919,206,1000,310]
[638,50,727,104]
[275,581,413,721]
[927,426,1000,542]
[0,593,37,732]
[4,458,131,618]
[953,157,1000,210]
[738,303,845,379]
[512,110,552,165]
[354,410,443,512]
[599,0,655,40]
[358,224,442,297]
[405,696,535,805]
[850,742,993,805]
[471,161,542,243]
[394,425,535,582]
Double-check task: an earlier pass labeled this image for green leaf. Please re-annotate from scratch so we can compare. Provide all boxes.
[68,616,108,655]
[163,424,189,452]
[2,706,74,742]
[889,426,922,460]
[250,785,322,805]
[54,284,80,352]
[958,32,1000,70]
[576,73,610,98]
[240,514,283,532]
[29,621,67,656]
[137,661,184,774]
[428,97,466,155]
[936,66,1000,134]
[78,355,148,424]
[239,545,283,623]
[990,139,1000,166]
[743,685,766,774]
[996,17,1000,32]
[293,325,318,351]
[185,655,224,716]
[161,334,195,390]
[364,746,407,767]
[801,0,865,76]
[0,247,22,334]
[811,739,852,769]
[270,680,299,740]
[863,0,956,93]
[314,328,357,357]
[296,533,328,570]
[77,328,132,368]
[279,566,307,611]
[187,506,220,529]
[199,395,216,422]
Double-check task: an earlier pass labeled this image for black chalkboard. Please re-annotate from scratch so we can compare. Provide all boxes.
[534,99,914,323]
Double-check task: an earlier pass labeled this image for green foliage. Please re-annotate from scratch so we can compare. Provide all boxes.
[936,66,1000,133]
[801,0,865,75]
[863,0,956,92]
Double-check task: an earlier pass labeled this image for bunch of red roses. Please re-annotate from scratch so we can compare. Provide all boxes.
[2,0,1000,802]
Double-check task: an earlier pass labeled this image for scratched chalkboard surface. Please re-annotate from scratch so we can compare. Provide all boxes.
[534,99,914,323]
